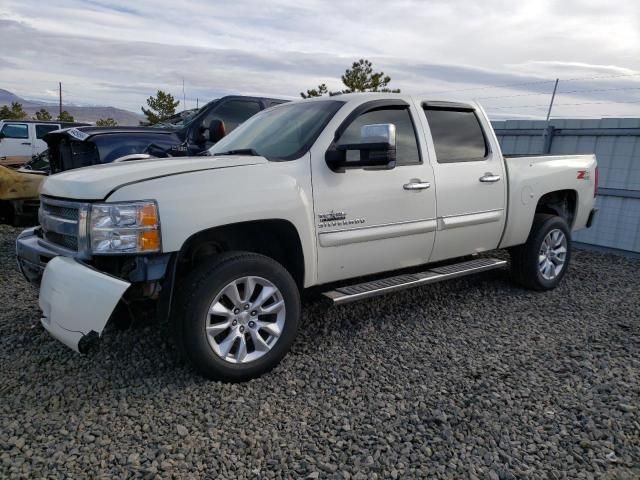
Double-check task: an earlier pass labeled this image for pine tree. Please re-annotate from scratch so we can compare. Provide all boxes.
[141,90,180,125]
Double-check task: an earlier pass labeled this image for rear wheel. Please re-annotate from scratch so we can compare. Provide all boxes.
[175,252,300,381]
[510,214,571,290]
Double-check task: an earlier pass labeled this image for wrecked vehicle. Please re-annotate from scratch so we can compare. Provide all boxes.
[44,95,287,173]
[0,150,48,225]
[0,119,88,168]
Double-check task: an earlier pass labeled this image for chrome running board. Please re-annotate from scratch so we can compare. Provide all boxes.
[323,257,507,305]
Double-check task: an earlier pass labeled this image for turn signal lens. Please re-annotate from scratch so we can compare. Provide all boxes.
[138,230,161,252]
[138,203,159,226]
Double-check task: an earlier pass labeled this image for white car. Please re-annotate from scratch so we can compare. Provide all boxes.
[0,119,87,168]
[16,94,598,381]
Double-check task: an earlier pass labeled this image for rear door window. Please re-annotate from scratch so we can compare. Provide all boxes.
[1,123,29,139]
[423,108,487,163]
[36,124,60,139]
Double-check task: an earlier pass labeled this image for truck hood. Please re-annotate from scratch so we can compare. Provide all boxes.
[41,155,267,200]
[45,126,176,142]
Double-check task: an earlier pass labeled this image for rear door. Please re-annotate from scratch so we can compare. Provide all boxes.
[0,122,32,166]
[34,124,61,155]
[417,101,507,262]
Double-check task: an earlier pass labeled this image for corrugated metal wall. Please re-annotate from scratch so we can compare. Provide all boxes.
[492,118,640,253]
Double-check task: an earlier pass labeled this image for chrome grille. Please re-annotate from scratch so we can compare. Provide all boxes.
[39,197,89,256]
[44,231,78,250]
[41,204,79,221]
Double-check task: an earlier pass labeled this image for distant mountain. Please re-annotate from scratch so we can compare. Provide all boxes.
[0,89,24,105]
[0,89,144,126]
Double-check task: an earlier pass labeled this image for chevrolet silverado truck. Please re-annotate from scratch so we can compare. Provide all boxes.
[44,95,287,173]
[16,94,598,381]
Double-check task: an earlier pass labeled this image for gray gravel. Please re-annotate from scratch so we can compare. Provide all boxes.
[1,223,639,479]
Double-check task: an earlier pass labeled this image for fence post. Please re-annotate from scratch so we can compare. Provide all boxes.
[542,125,555,153]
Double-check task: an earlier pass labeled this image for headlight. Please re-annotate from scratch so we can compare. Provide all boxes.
[90,201,161,254]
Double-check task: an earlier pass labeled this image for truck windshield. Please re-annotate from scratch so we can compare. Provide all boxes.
[209,100,345,160]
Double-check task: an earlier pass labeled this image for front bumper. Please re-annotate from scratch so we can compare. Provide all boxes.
[39,256,130,352]
[17,227,131,352]
[16,227,58,285]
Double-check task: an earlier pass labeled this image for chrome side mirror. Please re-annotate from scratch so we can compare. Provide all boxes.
[326,123,397,172]
[359,123,396,147]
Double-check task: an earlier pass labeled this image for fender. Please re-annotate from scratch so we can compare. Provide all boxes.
[106,156,318,287]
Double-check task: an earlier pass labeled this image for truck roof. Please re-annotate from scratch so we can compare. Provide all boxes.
[297,92,479,111]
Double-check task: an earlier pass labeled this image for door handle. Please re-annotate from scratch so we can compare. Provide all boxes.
[479,173,501,183]
[403,181,431,191]
[21,142,31,145]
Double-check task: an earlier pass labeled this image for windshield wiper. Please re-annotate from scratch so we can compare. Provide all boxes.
[213,148,260,156]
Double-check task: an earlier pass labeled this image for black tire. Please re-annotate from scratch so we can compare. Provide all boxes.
[509,214,571,291]
[174,251,300,381]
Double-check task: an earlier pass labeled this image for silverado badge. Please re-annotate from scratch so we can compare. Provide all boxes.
[318,211,347,222]
[317,211,365,228]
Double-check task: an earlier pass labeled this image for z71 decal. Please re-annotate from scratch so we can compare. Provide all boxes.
[577,170,591,180]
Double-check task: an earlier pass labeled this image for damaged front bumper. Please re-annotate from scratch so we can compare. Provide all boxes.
[39,256,130,353]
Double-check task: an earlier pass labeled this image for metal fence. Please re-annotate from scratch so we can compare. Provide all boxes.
[492,118,640,254]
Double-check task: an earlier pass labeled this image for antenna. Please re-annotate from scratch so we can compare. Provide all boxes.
[545,78,559,121]
[59,82,62,117]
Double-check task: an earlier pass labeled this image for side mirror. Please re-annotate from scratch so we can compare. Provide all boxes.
[326,123,397,172]
[207,119,226,143]
[0,132,5,141]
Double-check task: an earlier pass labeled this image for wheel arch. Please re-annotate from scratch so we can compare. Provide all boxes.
[175,218,306,289]
[535,189,578,229]
[500,187,579,249]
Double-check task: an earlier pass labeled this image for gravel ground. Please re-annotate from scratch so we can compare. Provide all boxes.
[1,223,639,479]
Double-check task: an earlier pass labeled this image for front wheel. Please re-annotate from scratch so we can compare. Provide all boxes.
[510,214,571,290]
[175,252,300,381]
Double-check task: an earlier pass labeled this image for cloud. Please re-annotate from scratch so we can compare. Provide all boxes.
[0,0,638,119]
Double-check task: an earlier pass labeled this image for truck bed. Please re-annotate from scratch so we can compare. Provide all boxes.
[500,153,597,248]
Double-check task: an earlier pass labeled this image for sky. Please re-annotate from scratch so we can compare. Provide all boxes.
[0,0,639,119]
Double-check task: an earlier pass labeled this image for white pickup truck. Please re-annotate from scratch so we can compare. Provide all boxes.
[16,94,598,381]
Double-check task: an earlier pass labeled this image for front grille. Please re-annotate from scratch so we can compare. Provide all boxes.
[44,231,78,251]
[39,197,87,255]
[41,204,79,221]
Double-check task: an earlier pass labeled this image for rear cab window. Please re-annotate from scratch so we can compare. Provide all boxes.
[203,100,262,133]
[1,123,29,139]
[423,105,488,163]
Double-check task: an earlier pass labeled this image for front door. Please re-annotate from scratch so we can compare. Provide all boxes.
[417,102,507,262]
[312,100,437,284]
